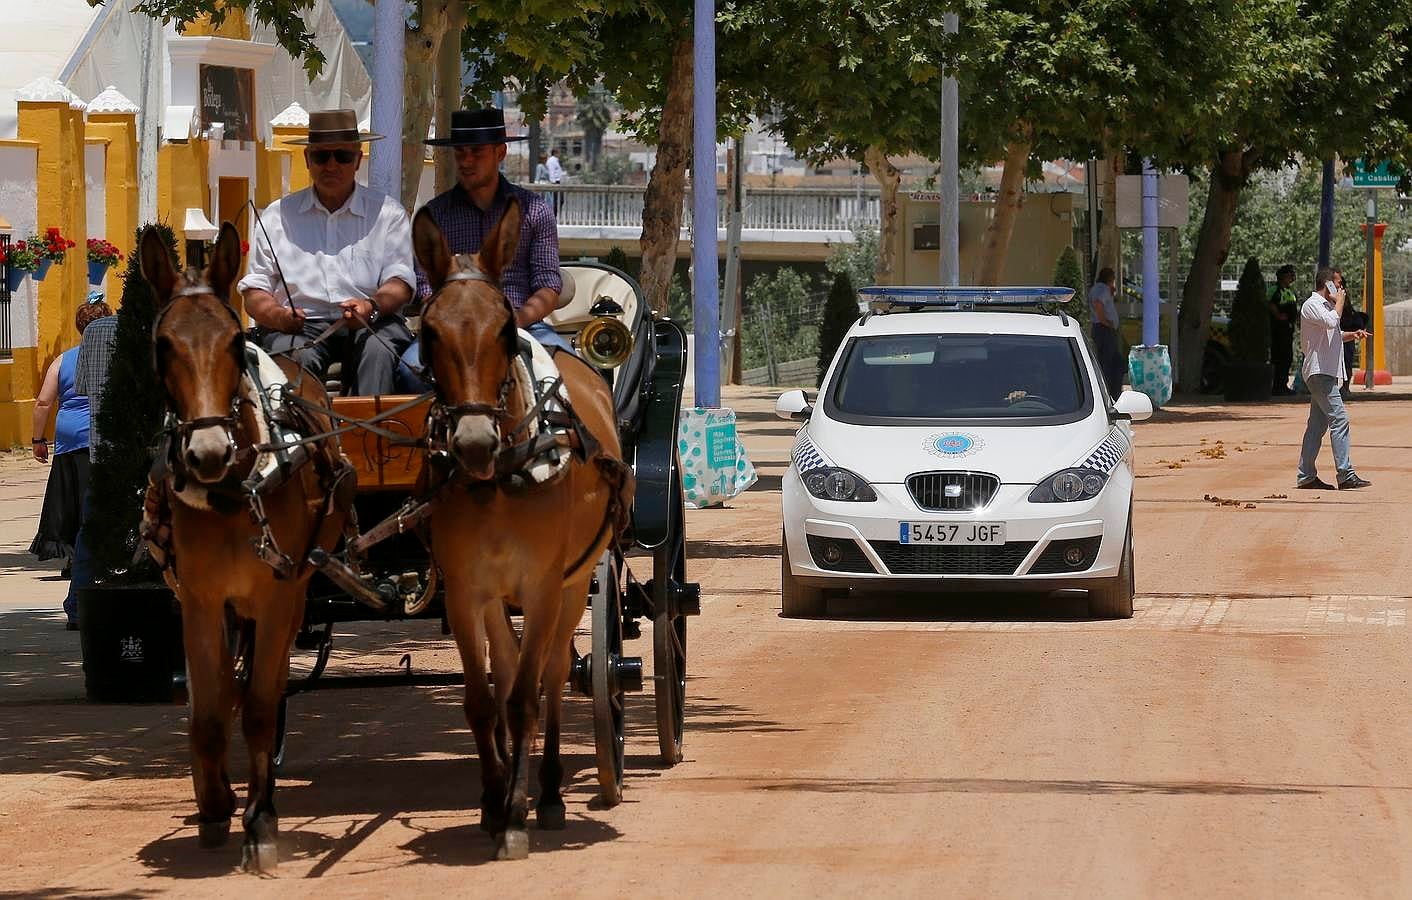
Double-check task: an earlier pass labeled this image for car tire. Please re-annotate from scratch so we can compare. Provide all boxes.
[1088,511,1134,620]
[780,537,827,618]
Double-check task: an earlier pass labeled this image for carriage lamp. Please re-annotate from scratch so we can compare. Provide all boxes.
[183,208,218,269]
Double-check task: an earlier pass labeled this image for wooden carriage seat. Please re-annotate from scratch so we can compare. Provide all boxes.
[330,394,433,490]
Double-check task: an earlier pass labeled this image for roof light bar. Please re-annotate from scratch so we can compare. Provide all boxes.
[858,285,1076,313]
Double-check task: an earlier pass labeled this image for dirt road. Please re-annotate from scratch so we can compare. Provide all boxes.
[2,389,1410,897]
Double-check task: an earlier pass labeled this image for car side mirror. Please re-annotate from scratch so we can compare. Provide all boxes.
[775,389,813,421]
[1113,389,1153,422]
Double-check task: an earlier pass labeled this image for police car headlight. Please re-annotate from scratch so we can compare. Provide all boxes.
[1029,467,1107,503]
[801,467,877,502]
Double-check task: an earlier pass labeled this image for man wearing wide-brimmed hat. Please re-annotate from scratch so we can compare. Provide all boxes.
[239,108,415,395]
[397,108,565,388]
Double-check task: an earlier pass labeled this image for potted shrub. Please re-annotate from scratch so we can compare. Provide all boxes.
[86,237,122,285]
[1223,256,1273,402]
[32,227,75,281]
[0,239,40,291]
[76,224,184,703]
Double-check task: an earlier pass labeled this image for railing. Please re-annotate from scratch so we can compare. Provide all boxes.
[534,184,881,234]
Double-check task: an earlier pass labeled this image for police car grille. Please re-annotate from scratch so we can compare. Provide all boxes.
[907,472,1000,511]
[868,541,1037,576]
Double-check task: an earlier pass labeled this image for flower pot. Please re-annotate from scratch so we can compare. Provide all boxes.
[33,257,52,282]
[4,267,26,293]
[1127,345,1173,408]
[87,260,109,286]
[1222,362,1273,402]
[76,581,184,703]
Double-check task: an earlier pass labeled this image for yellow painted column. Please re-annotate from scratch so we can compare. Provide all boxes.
[272,124,311,194]
[158,140,212,269]
[87,100,140,302]
[17,94,87,389]
[1358,222,1392,385]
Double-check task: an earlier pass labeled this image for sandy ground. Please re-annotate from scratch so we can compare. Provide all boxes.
[2,386,1410,898]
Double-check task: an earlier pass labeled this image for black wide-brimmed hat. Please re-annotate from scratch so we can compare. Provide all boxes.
[286,108,382,145]
[425,108,527,146]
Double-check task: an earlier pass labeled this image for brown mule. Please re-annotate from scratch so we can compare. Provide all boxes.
[412,203,633,860]
[139,224,353,872]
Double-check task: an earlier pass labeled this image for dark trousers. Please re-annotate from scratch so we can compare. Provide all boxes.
[64,488,93,624]
[260,316,414,395]
[1271,328,1294,392]
[1091,323,1125,402]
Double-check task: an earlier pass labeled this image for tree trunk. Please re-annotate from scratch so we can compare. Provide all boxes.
[526,74,543,182]
[432,1,465,195]
[976,126,1032,285]
[1176,149,1249,391]
[585,126,603,170]
[639,34,693,314]
[401,3,449,210]
[863,145,900,285]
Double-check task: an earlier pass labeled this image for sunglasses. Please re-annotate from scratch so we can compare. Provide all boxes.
[310,149,358,166]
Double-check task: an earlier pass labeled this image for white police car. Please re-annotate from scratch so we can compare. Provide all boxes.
[777,287,1153,619]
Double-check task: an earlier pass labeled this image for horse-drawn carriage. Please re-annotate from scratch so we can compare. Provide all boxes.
[285,257,698,803]
[88,214,697,867]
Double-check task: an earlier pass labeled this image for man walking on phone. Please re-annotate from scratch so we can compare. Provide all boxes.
[1296,266,1371,490]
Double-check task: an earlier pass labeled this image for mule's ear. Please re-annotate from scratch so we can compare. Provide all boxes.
[139,225,177,304]
[478,197,521,285]
[412,208,454,292]
[206,222,243,301]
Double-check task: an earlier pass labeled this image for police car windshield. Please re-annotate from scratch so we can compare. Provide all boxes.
[831,333,1087,420]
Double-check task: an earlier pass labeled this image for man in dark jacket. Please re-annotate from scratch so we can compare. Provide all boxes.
[1268,264,1298,395]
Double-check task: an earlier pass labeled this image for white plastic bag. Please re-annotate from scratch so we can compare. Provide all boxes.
[677,407,757,509]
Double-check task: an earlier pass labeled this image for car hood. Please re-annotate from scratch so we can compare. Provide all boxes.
[796,415,1112,484]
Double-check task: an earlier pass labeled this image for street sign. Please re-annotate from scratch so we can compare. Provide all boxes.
[1352,159,1401,188]
[1115,174,1190,228]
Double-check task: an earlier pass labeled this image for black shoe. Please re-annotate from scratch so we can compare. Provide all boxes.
[1296,477,1335,490]
[1338,475,1372,490]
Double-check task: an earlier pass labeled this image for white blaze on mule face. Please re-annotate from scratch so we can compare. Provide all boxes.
[452,414,498,479]
[186,424,233,483]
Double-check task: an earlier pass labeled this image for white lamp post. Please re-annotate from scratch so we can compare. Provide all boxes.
[183,208,218,269]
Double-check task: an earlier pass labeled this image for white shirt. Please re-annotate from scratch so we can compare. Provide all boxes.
[238,183,414,321]
[545,154,564,184]
[1089,282,1118,328]
[1300,292,1345,383]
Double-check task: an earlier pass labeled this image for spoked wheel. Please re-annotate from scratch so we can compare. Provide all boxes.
[653,459,688,765]
[590,553,627,806]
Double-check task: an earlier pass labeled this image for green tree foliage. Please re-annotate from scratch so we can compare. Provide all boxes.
[667,273,693,330]
[575,84,614,170]
[603,245,632,274]
[85,224,179,581]
[1229,257,1270,365]
[825,225,879,293]
[816,272,857,386]
[741,268,816,372]
[1051,245,1089,334]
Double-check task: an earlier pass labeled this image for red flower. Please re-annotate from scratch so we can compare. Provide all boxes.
[241,240,250,256]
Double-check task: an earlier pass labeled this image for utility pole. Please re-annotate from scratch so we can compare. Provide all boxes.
[692,0,721,407]
[369,0,404,200]
[1140,159,1159,347]
[721,138,744,383]
[1318,159,1335,270]
[938,12,960,286]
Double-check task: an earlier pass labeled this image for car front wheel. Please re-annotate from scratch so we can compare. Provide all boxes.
[780,536,827,618]
[1088,511,1134,619]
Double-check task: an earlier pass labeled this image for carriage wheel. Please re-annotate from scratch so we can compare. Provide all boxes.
[590,553,627,806]
[653,459,688,765]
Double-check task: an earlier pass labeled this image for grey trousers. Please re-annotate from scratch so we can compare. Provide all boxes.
[260,316,414,395]
[1298,373,1355,484]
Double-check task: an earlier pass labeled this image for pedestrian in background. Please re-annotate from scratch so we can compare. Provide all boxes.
[1268,264,1298,395]
[533,153,550,183]
[1088,267,1124,401]
[1334,268,1367,397]
[1296,267,1370,491]
[29,296,112,585]
[62,299,120,629]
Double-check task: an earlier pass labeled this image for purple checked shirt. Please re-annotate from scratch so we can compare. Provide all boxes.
[416,176,561,307]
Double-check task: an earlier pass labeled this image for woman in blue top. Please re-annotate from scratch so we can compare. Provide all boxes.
[29,298,111,580]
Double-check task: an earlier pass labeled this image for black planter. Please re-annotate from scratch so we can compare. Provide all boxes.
[77,582,183,703]
[1223,361,1274,402]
